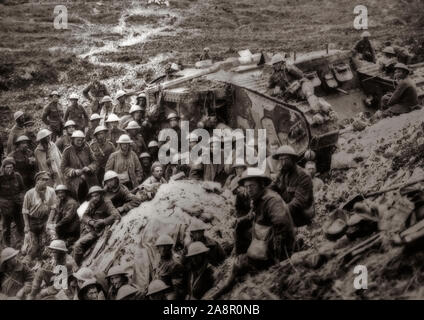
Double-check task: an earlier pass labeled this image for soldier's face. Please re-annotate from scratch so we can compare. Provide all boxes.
[4,164,14,175]
[52,95,59,102]
[157,245,171,257]
[86,287,99,300]
[90,192,102,205]
[57,191,67,201]
[235,167,246,176]
[95,132,106,142]
[169,119,179,128]
[18,141,28,150]
[70,99,78,106]
[36,176,50,190]
[152,167,163,179]
[110,275,124,289]
[120,144,130,153]
[111,121,119,129]
[305,164,316,177]
[190,254,205,269]
[105,178,118,190]
[127,129,137,137]
[244,180,262,199]
[4,256,18,270]
[278,155,295,172]
[73,138,84,148]
[141,158,151,167]
[91,120,100,128]
[66,126,75,135]
[394,69,407,80]
[118,97,126,104]
[133,111,142,121]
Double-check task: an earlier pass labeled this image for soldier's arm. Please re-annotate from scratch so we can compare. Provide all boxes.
[22,192,31,232]
[287,64,304,79]
[287,173,313,214]
[387,80,408,106]
[29,268,53,298]
[41,105,50,125]
[83,84,92,100]
[119,186,142,213]
[104,152,115,172]
[56,201,78,228]
[133,154,143,184]
[103,199,120,225]
[22,265,35,295]
[87,147,98,173]
[55,138,63,152]
[63,107,69,122]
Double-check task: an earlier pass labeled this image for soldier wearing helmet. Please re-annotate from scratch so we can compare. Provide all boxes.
[136,92,147,110]
[105,134,143,190]
[0,247,34,299]
[55,120,76,153]
[199,47,211,61]
[147,140,159,162]
[270,145,314,227]
[113,90,130,118]
[61,130,98,202]
[9,135,36,189]
[268,53,305,96]
[105,265,137,300]
[185,241,215,300]
[42,91,64,141]
[50,184,80,246]
[89,125,115,183]
[105,113,126,148]
[139,152,152,181]
[82,78,110,114]
[380,63,419,117]
[34,129,63,185]
[99,95,113,125]
[73,185,120,266]
[103,170,141,216]
[6,110,27,154]
[125,120,147,156]
[152,234,186,300]
[22,171,57,263]
[379,46,398,75]
[146,279,170,300]
[28,240,78,300]
[352,31,376,63]
[64,93,89,131]
[0,157,26,247]
[86,113,102,143]
[185,220,226,267]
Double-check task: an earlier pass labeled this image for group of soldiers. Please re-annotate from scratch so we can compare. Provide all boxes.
[352,31,419,117]
[0,79,322,299]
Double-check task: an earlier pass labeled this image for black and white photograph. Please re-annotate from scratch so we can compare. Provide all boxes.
[0,0,424,307]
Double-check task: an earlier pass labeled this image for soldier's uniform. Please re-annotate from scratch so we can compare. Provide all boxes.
[55,134,72,153]
[64,105,89,132]
[8,147,36,190]
[42,102,64,141]
[105,149,142,190]
[90,139,116,184]
[54,195,81,246]
[83,81,109,114]
[104,184,141,216]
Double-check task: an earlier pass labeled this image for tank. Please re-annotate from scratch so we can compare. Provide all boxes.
[143,49,424,172]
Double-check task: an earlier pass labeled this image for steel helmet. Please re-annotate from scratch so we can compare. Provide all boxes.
[167,113,179,121]
[394,63,410,74]
[2,157,15,168]
[271,53,285,65]
[36,129,52,142]
[188,133,199,142]
[50,90,60,97]
[139,152,151,159]
[15,135,30,144]
[48,240,68,252]
[71,130,85,139]
[137,92,146,98]
[64,120,76,128]
[69,93,79,100]
[116,285,139,300]
[104,170,119,182]
[116,134,133,144]
[148,141,158,148]
[238,168,272,186]
[272,145,297,159]
[116,90,126,100]
[94,125,108,135]
[100,95,112,103]
[361,31,371,38]
[189,220,207,232]
[55,184,69,193]
[88,185,105,196]
[190,162,204,172]
[106,265,129,278]
[304,149,316,161]
[73,267,94,282]
[125,121,141,130]
[186,241,210,257]
[204,47,210,52]
[147,280,169,296]
[106,113,120,123]
[0,247,19,266]
[382,46,395,55]
[90,113,102,121]
[155,234,174,246]
[129,105,142,114]
[14,111,24,121]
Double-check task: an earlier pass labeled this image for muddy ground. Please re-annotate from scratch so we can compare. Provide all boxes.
[1,0,424,300]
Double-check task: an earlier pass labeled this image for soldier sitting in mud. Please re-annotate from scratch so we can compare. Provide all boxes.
[380,63,419,117]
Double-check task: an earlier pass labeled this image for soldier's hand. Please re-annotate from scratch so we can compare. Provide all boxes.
[94,220,105,229]
[74,169,83,176]
[82,167,91,174]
